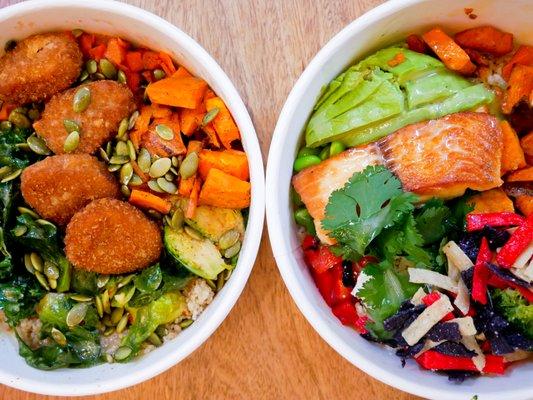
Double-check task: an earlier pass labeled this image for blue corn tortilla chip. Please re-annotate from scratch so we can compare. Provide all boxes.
[396,341,424,362]
[446,370,478,383]
[505,332,533,351]
[482,226,510,250]
[392,307,427,347]
[461,267,474,291]
[434,341,477,358]
[475,307,510,333]
[486,263,532,289]
[384,304,425,332]
[488,334,514,355]
[458,232,482,262]
[426,322,462,342]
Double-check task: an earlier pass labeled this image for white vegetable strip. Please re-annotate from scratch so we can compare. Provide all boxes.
[443,241,473,272]
[511,242,533,270]
[411,287,427,305]
[414,339,445,358]
[454,277,470,315]
[462,335,485,372]
[402,295,454,346]
[510,266,533,284]
[447,258,461,283]
[448,317,477,336]
[408,268,458,293]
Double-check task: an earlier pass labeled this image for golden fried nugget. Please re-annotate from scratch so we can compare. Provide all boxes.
[34,80,135,154]
[65,199,162,274]
[20,154,120,225]
[0,33,82,105]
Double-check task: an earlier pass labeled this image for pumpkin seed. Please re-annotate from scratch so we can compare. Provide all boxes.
[153,69,166,80]
[202,107,219,126]
[96,275,110,288]
[117,118,129,140]
[78,70,89,82]
[86,59,97,74]
[156,177,177,194]
[93,72,106,80]
[99,58,117,79]
[72,29,84,38]
[179,319,193,329]
[164,172,174,181]
[149,157,172,178]
[115,141,128,156]
[224,269,233,281]
[27,134,51,155]
[129,174,143,186]
[111,307,125,325]
[102,290,111,314]
[184,226,202,240]
[36,219,54,228]
[63,119,80,133]
[121,184,131,197]
[170,208,184,229]
[102,314,113,327]
[117,70,127,84]
[155,124,174,140]
[18,206,39,219]
[147,179,164,193]
[106,141,113,156]
[95,295,104,318]
[224,241,241,259]
[99,147,110,162]
[124,286,136,303]
[13,224,27,237]
[73,87,91,113]
[164,215,172,226]
[147,209,163,219]
[179,152,199,179]
[205,279,216,290]
[104,327,115,337]
[109,155,129,165]
[27,108,40,121]
[67,303,88,327]
[219,229,240,250]
[70,294,93,302]
[35,271,50,290]
[51,328,67,346]
[114,346,132,361]
[0,121,12,130]
[137,148,151,173]
[216,273,225,292]
[128,111,139,130]
[44,261,59,280]
[63,131,80,153]
[0,166,12,179]
[169,167,179,177]
[1,168,21,183]
[4,39,17,52]
[116,313,129,334]
[126,140,136,161]
[108,164,121,172]
[30,252,43,272]
[118,274,134,288]
[155,326,168,337]
[148,332,162,346]
[23,254,34,274]
[15,142,31,151]
[8,111,31,128]
[48,278,57,290]
[171,156,180,168]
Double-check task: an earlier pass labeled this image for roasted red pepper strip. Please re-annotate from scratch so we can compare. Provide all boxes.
[466,212,525,232]
[496,214,533,268]
[311,269,335,307]
[416,351,505,374]
[304,245,342,274]
[331,300,368,333]
[472,237,492,304]
[331,265,352,305]
[302,235,318,251]
[422,292,454,321]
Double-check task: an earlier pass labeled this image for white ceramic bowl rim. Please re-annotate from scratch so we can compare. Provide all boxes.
[0,0,264,396]
[267,1,532,399]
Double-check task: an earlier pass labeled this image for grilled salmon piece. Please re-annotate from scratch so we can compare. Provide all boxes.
[292,144,383,243]
[379,112,503,199]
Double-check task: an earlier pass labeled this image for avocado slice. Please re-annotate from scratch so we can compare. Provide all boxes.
[164,226,228,280]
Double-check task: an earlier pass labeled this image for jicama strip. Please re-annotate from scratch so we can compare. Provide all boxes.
[414,340,445,358]
[511,242,533,270]
[410,287,427,305]
[448,317,477,336]
[454,277,470,315]
[461,335,485,372]
[408,268,458,293]
[443,241,474,271]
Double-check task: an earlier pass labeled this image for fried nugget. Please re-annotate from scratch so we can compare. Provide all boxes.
[20,154,120,225]
[33,80,135,154]
[0,33,82,105]
[65,199,162,274]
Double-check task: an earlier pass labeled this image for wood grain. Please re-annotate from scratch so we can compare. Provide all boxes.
[0,0,419,399]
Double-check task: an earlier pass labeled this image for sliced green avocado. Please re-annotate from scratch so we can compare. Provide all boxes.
[178,199,245,242]
[164,226,227,280]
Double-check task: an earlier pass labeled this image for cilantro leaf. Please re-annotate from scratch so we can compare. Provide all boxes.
[322,166,418,259]
[415,199,451,245]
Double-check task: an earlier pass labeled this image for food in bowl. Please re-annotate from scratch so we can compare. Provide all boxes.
[0,29,251,369]
[291,25,533,381]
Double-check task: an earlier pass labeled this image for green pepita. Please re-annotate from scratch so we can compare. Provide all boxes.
[128,111,139,130]
[51,327,67,346]
[99,59,117,79]
[205,278,216,290]
[27,108,40,121]
[63,131,80,153]
[35,271,50,290]
[99,147,110,162]
[202,107,219,126]
[179,152,199,179]
[224,241,241,259]
[48,278,57,290]
[24,254,34,274]
[121,184,131,197]
[129,174,143,186]
[108,164,121,172]
[78,70,89,82]
[184,226,202,240]
[66,303,88,327]
[109,155,130,165]
[0,166,12,179]
[148,332,162,346]
[117,70,127,84]
[15,142,31,151]
[118,274,135,288]
[117,117,129,139]
[18,206,39,219]
[170,208,184,229]
[137,148,151,173]
[153,69,166,80]
[114,346,132,361]
[8,111,31,128]
[63,119,81,133]
[156,177,177,194]
[96,275,110,289]
[70,294,93,302]
[93,72,106,80]
[44,261,60,280]
[116,313,129,334]
[27,134,51,155]
[149,157,172,178]
[111,307,125,325]
[102,290,111,314]
[126,140,136,161]
[115,141,128,156]
[86,59,98,74]
[171,156,180,168]
[12,225,27,237]
[104,327,115,337]
[95,295,104,318]
[1,168,22,183]
[216,273,225,292]
[73,87,91,113]
[71,29,84,38]
[37,219,55,227]
[147,209,163,220]
[30,252,43,272]
[147,179,164,193]
[219,229,240,250]
[179,319,193,329]
[155,124,174,140]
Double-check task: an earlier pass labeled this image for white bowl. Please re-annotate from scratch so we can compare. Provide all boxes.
[267,1,531,399]
[0,0,264,396]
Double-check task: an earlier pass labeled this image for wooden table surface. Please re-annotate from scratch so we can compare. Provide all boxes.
[0,0,419,399]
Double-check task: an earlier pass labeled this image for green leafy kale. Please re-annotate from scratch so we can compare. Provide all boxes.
[0,181,18,279]
[0,125,33,169]
[0,275,44,326]
[493,288,533,339]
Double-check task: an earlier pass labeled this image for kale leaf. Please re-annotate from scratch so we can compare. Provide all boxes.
[0,126,33,169]
[0,275,44,326]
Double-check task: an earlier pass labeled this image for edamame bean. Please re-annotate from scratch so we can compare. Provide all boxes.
[293,155,321,172]
[329,141,346,157]
[294,208,315,235]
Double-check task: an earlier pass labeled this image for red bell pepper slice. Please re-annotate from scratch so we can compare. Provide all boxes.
[331,301,368,334]
[311,269,335,307]
[487,273,533,302]
[416,351,505,374]
[472,237,492,304]
[331,265,352,305]
[305,246,342,274]
[301,235,318,251]
[496,214,533,268]
[422,292,455,321]
[466,212,525,232]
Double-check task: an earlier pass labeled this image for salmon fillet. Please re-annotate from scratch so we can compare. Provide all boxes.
[379,112,503,199]
[293,112,503,244]
[292,144,383,243]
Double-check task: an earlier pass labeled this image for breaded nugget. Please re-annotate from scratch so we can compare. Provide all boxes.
[65,199,162,274]
[20,154,120,225]
[33,80,135,154]
[0,33,82,105]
